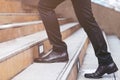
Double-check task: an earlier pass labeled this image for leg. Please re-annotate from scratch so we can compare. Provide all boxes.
[71,0,113,66]
[71,0,118,78]
[34,0,69,63]
[38,0,67,52]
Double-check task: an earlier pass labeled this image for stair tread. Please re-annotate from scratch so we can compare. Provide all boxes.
[13,63,66,80]
[0,22,79,62]
[12,28,87,80]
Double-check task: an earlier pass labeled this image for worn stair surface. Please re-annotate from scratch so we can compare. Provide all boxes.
[77,33,120,80]
[12,28,88,80]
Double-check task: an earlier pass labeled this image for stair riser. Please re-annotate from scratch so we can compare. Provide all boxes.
[0,47,34,80]
[62,25,80,39]
[0,0,22,13]
[21,0,39,9]
[0,15,39,25]
[0,0,38,13]
[67,64,78,80]
[79,39,89,65]
[0,24,79,80]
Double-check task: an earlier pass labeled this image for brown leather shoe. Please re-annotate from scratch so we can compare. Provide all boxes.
[34,50,69,63]
[84,63,118,78]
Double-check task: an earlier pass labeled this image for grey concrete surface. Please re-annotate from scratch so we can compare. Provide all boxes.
[78,35,120,80]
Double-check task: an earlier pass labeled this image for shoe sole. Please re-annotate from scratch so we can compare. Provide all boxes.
[84,75,102,79]
[34,58,69,63]
[84,63,118,79]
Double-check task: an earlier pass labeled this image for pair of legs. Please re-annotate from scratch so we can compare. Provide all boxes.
[35,0,118,78]
[38,0,113,65]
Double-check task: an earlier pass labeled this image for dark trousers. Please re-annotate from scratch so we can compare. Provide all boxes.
[38,0,113,65]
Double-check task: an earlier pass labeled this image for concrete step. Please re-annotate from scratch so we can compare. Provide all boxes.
[0,18,72,42]
[77,32,120,80]
[12,28,88,80]
[0,22,80,80]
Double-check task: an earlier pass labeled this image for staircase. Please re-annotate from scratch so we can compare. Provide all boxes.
[0,1,89,80]
[2,1,119,80]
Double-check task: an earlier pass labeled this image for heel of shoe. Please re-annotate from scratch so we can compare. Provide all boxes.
[107,67,118,74]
